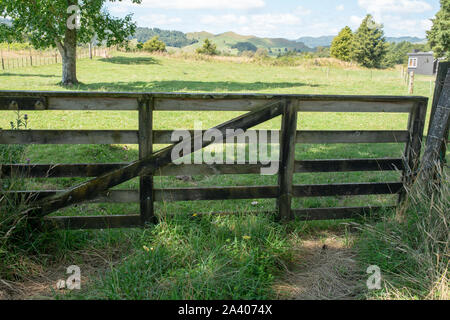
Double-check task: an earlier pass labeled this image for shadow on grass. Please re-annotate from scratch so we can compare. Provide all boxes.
[74,80,321,92]
[99,56,160,65]
[0,72,59,78]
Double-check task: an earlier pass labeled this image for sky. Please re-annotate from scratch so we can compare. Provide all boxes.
[106,0,441,39]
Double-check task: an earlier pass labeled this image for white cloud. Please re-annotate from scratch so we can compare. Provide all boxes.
[138,14,182,26]
[294,6,312,16]
[336,4,345,11]
[358,0,432,14]
[250,14,302,25]
[198,13,302,38]
[350,15,364,28]
[200,14,248,25]
[120,0,265,10]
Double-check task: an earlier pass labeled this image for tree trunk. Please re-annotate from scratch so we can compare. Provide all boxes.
[58,27,78,85]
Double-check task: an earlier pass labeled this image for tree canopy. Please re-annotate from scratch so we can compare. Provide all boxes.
[0,0,141,84]
[143,36,166,52]
[427,0,450,59]
[330,26,354,62]
[132,27,197,48]
[196,39,218,55]
[352,15,387,68]
[231,42,258,53]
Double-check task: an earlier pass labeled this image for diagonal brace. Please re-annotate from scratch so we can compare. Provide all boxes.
[23,100,285,218]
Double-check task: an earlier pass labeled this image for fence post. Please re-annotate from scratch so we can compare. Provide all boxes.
[1,57,4,70]
[399,99,428,204]
[408,71,415,94]
[138,97,156,225]
[277,99,297,220]
[428,61,450,164]
[420,68,450,184]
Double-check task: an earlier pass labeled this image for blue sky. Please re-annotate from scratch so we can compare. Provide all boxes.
[106,0,440,39]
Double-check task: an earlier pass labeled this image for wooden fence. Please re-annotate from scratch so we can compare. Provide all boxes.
[0,91,428,229]
[0,48,110,70]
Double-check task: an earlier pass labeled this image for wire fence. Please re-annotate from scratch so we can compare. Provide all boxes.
[0,47,110,70]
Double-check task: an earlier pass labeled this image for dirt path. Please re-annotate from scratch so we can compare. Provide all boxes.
[274,232,365,300]
[0,247,121,300]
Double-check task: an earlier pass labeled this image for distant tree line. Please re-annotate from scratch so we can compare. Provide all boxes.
[131,27,198,48]
[331,1,449,68]
[231,42,258,53]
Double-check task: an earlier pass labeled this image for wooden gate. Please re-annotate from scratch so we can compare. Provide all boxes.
[0,91,428,229]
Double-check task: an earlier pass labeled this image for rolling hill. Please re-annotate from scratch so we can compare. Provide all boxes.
[297,35,426,48]
[185,31,312,55]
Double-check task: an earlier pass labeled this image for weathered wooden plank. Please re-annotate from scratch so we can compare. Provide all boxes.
[23,100,286,218]
[401,100,428,196]
[7,182,402,204]
[5,187,276,203]
[0,129,410,145]
[420,69,450,182]
[0,90,427,102]
[153,129,280,144]
[3,190,139,204]
[294,158,404,172]
[155,98,274,111]
[0,130,138,144]
[48,97,139,110]
[155,186,278,201]
[155,130,410,144]
[429,62,450,135]
[0,158,404,178]
[297,100,413,113]
[139,98,155,225]
[296,131,409,144]
[293,206,394,221]
[42,215,141,229]
[293,182,403,197]
[278,100,297,220]
[0,163,127,178]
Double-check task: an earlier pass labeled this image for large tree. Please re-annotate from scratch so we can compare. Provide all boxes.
[330,26,353,62]
[352,15,387,68]
[0,1,141,85]
[427,0,450,59]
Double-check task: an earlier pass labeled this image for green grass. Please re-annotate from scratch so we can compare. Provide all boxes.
[0,52,443,299]
[63,213,294,300]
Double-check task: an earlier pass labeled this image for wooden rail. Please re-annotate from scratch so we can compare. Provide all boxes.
[0,91,428,229]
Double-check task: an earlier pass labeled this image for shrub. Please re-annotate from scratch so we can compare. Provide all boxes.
[143,36,166,53]
[196,39,218,56]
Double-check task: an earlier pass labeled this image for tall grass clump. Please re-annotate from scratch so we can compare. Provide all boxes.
[357,167,449,300]
[0,111,35,280]
[0,112,84,283]
[66,213,294,300]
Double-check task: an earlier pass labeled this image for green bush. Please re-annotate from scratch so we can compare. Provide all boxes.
[196,39,218,56]
[143,36,166,53]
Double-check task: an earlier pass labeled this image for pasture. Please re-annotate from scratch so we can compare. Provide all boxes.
[0,52,443,300]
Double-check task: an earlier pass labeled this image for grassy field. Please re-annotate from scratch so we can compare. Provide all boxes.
[0,52,445,300]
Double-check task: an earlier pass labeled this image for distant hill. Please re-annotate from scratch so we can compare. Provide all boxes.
[297,35,426,48]
[131,27,198,48]
[185,31,312,55]
[385,36,426,44]
[296,36,335,48]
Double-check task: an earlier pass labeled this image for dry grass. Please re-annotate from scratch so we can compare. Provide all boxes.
[357,166,449,300]
[0,245,130,300]
[274,232,364,300]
